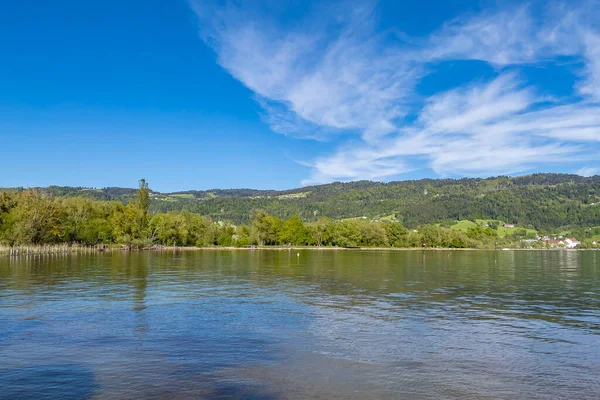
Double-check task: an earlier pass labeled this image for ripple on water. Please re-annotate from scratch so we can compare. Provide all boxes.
[0,250,599,399]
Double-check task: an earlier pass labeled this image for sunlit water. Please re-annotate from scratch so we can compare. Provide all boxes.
[0,250,599,399]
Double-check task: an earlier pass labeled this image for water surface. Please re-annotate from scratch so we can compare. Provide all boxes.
[1,250,599,399]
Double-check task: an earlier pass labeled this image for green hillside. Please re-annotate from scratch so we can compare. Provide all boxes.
[4,173,600,231]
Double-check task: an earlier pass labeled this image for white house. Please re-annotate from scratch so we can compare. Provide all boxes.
[565,238,581,249]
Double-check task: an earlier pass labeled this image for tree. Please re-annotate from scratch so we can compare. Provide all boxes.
[136,179,150,214]
[60,197,93,242]
[60,197,115,244]
[0,192,17,243]
[149,212,189,246]
[420,225,442,247]
[185,211,211,246]
[307,217,333,246]
[383,222,409,247]
[358,222,388,247]
[250,209,282,245]
[330,220,362,247]
[216,223,235,246]
[135,178,150,231]
[279,215,311,245]
[233,224,250,247]
[110,204,147,245]
[4,190,62,245]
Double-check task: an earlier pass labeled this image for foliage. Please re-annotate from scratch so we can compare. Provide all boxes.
[279,216,311,245]
[250,209,282,245]
[6,173,599,232]
[1,175,599,249]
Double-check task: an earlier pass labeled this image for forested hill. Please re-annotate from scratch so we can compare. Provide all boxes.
[4,173,600,230]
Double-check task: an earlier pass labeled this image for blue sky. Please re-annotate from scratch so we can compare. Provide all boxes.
[1,0,599,192]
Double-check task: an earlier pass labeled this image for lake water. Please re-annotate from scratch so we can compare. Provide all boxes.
[0,250,598,399]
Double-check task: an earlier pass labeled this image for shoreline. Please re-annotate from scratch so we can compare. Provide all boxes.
[2,244,597,256]
[147,246,596,252]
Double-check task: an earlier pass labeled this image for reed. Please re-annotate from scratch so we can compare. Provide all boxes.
[0,244,114,257]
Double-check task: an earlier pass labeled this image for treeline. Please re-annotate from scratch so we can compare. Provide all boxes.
[177,175,600,230]
[0,180,527,249]
[9,173,599,231]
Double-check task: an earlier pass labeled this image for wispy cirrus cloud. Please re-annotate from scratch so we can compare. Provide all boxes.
[580,31,600,99]
[305,73,588,183]
[189,0,600,184]
[191,0,422,142]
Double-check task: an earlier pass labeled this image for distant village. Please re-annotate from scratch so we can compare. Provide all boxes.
[501,224,584,248]
[528,235,582,249]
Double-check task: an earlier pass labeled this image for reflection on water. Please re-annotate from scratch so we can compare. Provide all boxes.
[0,250,599,399]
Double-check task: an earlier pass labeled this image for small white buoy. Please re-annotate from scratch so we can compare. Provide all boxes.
[297,253,300,257]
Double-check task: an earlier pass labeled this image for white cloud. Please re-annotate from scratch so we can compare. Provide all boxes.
[579,31,600,99]
[190,0,422,142]
[302,144,413,185]
[190,0,600,184]
[417,74,537,135]
[427,6,545,65]
[304,73,594,183]
[576,166,599,177]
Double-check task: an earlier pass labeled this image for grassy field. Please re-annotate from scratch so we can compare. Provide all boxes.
[478,220,537,238]
[449,220,479,232]
[277,191,310,199]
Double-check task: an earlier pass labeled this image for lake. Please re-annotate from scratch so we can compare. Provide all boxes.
[0,250,599,399]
